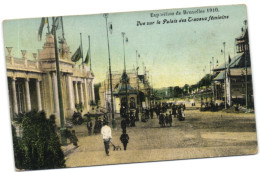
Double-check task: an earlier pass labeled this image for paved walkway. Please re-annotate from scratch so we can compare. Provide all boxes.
[63,110,257,168]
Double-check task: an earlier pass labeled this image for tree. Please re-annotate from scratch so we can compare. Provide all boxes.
[11,125,25,169]
[13,110,65,170]
[173,86,183,98]
[197,74,213,88]
[183,84,189,95]
[168,86,174,98]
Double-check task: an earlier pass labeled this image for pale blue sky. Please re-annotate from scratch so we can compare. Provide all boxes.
[3,4,248,88]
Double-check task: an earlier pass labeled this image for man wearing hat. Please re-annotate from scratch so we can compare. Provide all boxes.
[101,121,112,156]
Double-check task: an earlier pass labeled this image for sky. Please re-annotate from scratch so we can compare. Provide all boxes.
[3,4,248,88]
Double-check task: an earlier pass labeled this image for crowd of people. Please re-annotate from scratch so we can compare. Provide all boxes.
[67,101,187,156]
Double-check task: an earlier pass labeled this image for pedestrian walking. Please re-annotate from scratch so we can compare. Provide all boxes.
[159,113,165,127]
[121,118,127,131]
[86,118,93,136]
[101,122,112,156]
[70,130,79,147]
[135,108,139,121]
[93,117,99,134]
[165,113,169,126]
[172,105,177,118]
[178,108,185,121]
[130,114,136,127]
[150,108,154,119]
[168,113,173,126]
[103,113,108,125]
[120,130,129,150]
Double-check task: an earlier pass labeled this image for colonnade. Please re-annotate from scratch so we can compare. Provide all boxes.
[11,77,42,115]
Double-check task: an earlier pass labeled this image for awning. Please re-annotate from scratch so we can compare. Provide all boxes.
[213,70,225,81]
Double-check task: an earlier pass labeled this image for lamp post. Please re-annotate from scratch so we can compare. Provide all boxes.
[223,42,227,109]
[244,20,248,113]
[103,13,116,128]
[136,50,141,114]
[121,32,129,114]
[52,17,66,145]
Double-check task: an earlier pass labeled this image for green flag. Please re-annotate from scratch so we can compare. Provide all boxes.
[71,46,82,62]
[84,49,90,65]
[38,17,48,41]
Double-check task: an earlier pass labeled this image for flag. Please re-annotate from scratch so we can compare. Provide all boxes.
[228,55,231,64]
[38,17,48,41]
[138,54,140,58]
[71,46,82,62]
[84,49,90,65]
[109,22,113,34]
[125,37,128,43]
[221,49,223,54]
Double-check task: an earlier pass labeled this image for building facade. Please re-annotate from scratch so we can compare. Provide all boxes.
[99,69,151,113]
[212,21,253,108]
[6,34,95,126]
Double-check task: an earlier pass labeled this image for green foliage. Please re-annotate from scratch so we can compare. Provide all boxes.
[197,74,213,88]
[14,113,25,124]
[13,110,65,170]
[11,125,25,169]
[173,86,183,98]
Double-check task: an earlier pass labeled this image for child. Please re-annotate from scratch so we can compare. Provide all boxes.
[120,130,129,150]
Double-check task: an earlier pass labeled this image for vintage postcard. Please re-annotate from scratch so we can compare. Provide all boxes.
[3,4,257,171]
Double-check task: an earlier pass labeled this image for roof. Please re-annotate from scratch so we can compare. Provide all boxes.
[213,70,225,81]
[214,53,250,71]
[113,84,137,96]
[120,71,129,83]
[138,75,145,84]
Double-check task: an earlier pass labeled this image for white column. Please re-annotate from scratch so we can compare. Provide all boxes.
[36,79,42,111]
[79,81,84,105]
[52,72,59,114]
[91,79,95,103]
[12,78,18,115]
[226,71,232,106]
[74,81,79,104]
[25,78,31,111]
[87,79,92,104]
[84,79,89,111]
[67,75,74,110]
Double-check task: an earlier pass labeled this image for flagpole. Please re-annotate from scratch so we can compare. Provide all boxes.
[88,35,92,71]
[80,33,83,66]
[52,17,67,145]
[122,32,126,71]
[103,13,116,128]
[47,18,50,34]
[210,61,211,74]
[61,17,65,40]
